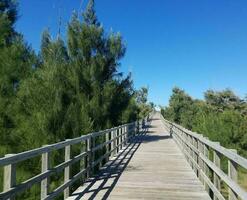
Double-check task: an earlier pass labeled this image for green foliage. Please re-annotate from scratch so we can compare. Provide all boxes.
[0,1,36,156]
[135,87,153,119]
[0,0,143,198]
[0,0,18,47]
[163,87,247,158]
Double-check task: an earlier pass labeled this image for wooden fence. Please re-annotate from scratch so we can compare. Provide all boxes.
[0,117,149,200]
[161,114,247,200]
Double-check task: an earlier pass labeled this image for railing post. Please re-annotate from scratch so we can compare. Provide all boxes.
[186,134,191,164]
[189,135,193,169]
[123,125,126,145]
[116,127,120,154]
[120,127,123,150]
[111,130,116,156]
[92,136,95,173]
[41,148,50,199]
[126,124,130,142]
[125,125,128,145]
[3,154,16,200]
[203,142,210,194]
[169,124,173,138]
[139,120,141,133]
[105,130,109,162]
[228,149,238,200]
[181,130,186,158]
[64,142,71,199]
[198,139,204,184]
[136,121,139,135]
[86,136,91,178]
[193,138,199,176]
[121,126,124,149]
[213,146,221,200]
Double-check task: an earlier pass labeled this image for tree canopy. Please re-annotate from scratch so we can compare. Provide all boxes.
[0,1,151,198]
[162,87,247,157]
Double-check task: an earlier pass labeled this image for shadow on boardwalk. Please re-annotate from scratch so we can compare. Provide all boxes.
[69,123,170,200]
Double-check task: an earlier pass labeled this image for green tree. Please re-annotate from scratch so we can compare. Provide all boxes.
[163,87,247,158]
[0,0,36,156]
[204,89,243,111]
[163,87,194,128]
[0,0,18,47]
[0,1,142,198]
[135,87,152,119]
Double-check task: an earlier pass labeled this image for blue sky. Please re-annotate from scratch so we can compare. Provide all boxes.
[16,0,247,106]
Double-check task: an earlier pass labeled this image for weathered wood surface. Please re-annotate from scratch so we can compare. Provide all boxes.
[0,120,137,200]
[162,114,247,200]
[67,113,210,200]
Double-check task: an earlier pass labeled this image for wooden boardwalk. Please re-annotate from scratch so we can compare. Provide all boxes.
[67,113,210,200]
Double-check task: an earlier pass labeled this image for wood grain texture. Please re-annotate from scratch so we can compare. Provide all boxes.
[67,113,210,200]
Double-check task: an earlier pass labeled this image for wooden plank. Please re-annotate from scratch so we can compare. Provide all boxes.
[41,148,50,199]
[0,122,135,199]
[165,116,247,200]
[64,143,71,199]
[213,144,221,200]
[3,154,16,200]
[0,135,90,167]
[86,137,91,178]
[111,130,117,157]
[0,123,136,167]
[68,113,211,200]
[228,149,238,200]
[200,170,225,200]
[0,152,88,199]
[45,168,88,200]
[193,138,199,176]
[200,152,247,200]
[203,141,210,194]
[161,118,247,169]
[105,130,109,162]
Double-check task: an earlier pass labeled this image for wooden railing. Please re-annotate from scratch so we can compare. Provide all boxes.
[0,117,149,200]
[161,114,247,200]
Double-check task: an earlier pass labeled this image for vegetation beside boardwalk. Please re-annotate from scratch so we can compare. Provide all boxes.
[161,87,247,157]
[161,87,247,192]
[0,0,152,198]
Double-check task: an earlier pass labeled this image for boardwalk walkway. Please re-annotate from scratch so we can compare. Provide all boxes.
[67,113,210,200]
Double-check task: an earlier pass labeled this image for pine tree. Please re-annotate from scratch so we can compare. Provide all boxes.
[0,0,36,155]
[66,0,130,129]
[0,0,18,47]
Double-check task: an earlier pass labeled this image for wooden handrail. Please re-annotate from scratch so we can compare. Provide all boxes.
[160,113,247,200]
[0,116,150,200]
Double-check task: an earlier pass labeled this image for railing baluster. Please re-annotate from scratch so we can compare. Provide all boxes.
[189,136,194,169]
[64,142,71,199]
[0,118,150,199]
[111,130,116,156]
[41,149,50,199]
[92,136,95,172]
[117,128,119,153]
[121,126,124,148]
[105,130,109,162]
[228,149,238,200]
[182,131,186,158]
[160,117,247,200]
[86,136,91,178]
[198,140,204,184]
[213,146,221,200]
[125,125,128,145]
[203,142,210,194]
[187,134,191,165]
[121,126,123,149]
[193,138,199,176]
[3,154,16,200]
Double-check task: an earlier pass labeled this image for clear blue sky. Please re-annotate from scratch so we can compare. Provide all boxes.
[16,0,247,106]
